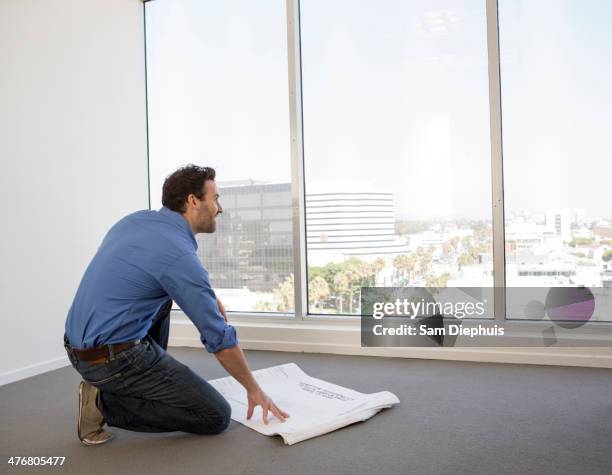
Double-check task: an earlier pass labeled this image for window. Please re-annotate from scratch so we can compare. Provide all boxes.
[499,0,612,321]
[145,0,294,312]
[300,0,493,315]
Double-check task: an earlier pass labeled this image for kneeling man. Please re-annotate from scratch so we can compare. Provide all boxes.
[64,165,288,445]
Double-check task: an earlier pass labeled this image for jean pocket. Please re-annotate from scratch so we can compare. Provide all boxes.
[130,340,155,371]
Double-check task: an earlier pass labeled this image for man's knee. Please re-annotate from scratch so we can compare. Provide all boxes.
[193,398,231,435]
[210,398,232,434]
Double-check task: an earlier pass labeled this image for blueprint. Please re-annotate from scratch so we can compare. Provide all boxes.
[209,363,400,445]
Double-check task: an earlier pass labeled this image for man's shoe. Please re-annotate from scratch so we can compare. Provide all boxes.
[80,428,114,446]
[78,381,113,446]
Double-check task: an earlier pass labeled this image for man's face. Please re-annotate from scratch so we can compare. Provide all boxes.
[194,180,222,234]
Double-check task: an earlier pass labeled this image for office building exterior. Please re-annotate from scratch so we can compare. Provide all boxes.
[197,181,293,292]
[305,183,410,264]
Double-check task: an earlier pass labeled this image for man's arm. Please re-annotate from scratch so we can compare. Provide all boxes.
[214,344,289,425]
[159,255,288,423]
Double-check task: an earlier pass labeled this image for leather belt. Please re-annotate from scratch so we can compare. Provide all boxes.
[72,340,141,365]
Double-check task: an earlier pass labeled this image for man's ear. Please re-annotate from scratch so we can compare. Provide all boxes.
[185,194,195,210]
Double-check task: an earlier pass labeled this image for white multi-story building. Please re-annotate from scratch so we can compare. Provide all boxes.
[306,182,410,264]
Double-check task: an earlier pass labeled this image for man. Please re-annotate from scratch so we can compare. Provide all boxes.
[63,165,288,445]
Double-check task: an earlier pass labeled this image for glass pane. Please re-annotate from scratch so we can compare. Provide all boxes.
[145,0,294,312]
[500,0,612,321]
[301,0,494,315]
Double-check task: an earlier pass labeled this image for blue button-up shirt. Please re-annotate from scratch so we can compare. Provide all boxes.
[65,207,238,353]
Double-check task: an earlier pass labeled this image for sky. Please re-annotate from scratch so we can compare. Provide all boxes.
[145,0,612,221]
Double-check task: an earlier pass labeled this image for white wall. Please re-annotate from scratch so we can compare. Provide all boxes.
[0,0,148,384]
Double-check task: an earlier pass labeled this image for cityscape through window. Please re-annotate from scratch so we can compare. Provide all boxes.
[301,0,493,315]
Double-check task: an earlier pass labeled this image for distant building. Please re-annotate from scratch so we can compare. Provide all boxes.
[572,227,593,239]
[197,181,293,292]
[516,262,575,278]
[505,223,545,252]
[572,208,587,226]
[593,225,612,239]
[545,209,572,241]
[305,182,410,264]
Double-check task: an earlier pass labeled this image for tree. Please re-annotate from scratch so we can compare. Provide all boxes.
[569,237,595,247]
[273,275,294,312]
[417,248,433,277]
[341,257,378,314]
[425,272,451,288]
[333,272,349,313]
[393,255,409,280]
[309,275,330,311]
[308,257,380,314]
[373,258,386,276]
[458,252,475,267]
[442,241,453,256]
[449,236,460,252]
[393,254,417,283]
[603,250,612,262]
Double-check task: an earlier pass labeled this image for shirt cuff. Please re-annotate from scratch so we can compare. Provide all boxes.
[203,324,238,353]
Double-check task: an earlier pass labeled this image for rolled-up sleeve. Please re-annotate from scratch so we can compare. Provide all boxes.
[159,252,238,353]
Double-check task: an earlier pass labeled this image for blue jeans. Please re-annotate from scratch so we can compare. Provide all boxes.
[63,301,231,434]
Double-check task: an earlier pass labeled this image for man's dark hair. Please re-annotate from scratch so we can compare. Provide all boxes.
[162,165,216,213]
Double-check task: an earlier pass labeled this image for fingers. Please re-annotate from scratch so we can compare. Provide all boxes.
[247,392,289,425]
[270,404,288,422]
[276,405,290,419]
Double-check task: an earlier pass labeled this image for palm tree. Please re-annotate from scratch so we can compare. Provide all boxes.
[309,276,330,311]
[274,274,294,312]
[393,255,409,281]
[333,272,349,313]
[393,254,418,284]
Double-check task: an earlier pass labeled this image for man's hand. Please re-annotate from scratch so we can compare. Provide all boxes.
[214,345,289,425]
[216,296,228,322]
[247,387,290,425]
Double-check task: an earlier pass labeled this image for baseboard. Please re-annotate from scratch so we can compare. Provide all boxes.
[0,355,70,386]
[169,319,612,369]
[11,319,606,388]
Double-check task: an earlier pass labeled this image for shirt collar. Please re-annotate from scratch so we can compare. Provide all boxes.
[159,206,198,250]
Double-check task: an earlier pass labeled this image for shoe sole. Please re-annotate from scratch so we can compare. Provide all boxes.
[81,430,114,446]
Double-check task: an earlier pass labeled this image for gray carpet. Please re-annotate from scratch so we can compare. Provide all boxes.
[1,349,612,475]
